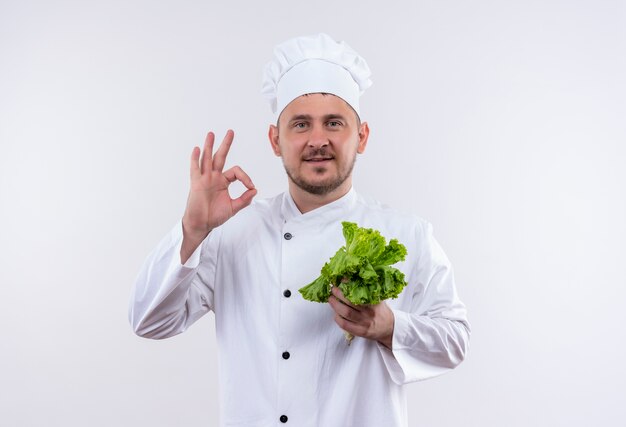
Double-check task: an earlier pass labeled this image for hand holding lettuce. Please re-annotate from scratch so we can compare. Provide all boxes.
[299,222,408,343]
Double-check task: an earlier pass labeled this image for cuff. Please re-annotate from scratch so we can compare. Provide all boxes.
[377,309,409,384]
[378,309,462,385]
[166,220,204,274]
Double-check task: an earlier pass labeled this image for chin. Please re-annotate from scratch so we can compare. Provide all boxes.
[304,174,336,186]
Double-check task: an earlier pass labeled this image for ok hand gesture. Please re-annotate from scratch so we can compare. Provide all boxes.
[181,130,257,261]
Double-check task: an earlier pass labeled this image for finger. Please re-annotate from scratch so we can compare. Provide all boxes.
[331,286,361,311]
[334,314,352,331]
[334,314,365,337]
[212,129,234,172]
[223,166,255,190]
[231,188,257,214]
[332,304,373,341]
[200,132,215,175]
[329,295,359,322]
[190,146,201,179]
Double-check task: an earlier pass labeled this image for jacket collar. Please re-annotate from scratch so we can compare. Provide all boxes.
[281,187,357,224]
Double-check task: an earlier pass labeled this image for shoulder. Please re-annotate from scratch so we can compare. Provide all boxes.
[351,191,432,240]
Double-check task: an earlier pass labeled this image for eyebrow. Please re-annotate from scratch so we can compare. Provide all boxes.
[288,114,313,123]
[287,113,348,124]
[324,114,348,122]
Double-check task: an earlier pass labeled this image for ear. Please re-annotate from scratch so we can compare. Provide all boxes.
[357,122,370,154]
[268,124,281,157]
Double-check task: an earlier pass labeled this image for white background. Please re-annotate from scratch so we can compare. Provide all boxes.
[1,0,625,426]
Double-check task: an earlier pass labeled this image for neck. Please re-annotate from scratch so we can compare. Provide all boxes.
[288,179,352,214]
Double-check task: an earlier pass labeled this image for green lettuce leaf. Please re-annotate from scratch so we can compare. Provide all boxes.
[299,222,408,305]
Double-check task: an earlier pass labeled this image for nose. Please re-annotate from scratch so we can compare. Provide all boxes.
[308,124,329,148]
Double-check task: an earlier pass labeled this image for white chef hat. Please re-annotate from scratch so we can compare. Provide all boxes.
[261,33,372,118]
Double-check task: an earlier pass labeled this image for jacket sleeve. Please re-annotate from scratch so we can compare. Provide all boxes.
[128,220,220,339]
[377,221,471,384]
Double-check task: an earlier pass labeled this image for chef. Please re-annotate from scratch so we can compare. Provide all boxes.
[129,33,470,427]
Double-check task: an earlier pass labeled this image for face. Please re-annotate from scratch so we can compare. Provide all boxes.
[269,93,369,196]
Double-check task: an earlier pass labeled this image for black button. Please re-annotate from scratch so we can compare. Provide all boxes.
[283,289,291,298]
[280,415,288,423]
[283,232,292,240]
[282,351,290,360]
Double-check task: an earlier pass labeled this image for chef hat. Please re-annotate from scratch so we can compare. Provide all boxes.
[261,33,372,117]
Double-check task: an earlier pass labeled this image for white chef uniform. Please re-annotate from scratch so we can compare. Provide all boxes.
[129,188,470,427]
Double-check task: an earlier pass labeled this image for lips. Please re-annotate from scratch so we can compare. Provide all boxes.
[303,148,335,163]
[304,157,333,162]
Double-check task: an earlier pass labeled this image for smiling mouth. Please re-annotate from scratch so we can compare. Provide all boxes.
[304,157,334,162]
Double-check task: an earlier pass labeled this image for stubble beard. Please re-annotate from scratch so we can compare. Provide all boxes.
[283,154,357,196]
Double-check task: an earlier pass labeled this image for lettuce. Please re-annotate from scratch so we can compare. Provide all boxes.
[299,222,408,305]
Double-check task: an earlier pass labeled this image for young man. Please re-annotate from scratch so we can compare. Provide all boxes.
[130,33,470,427]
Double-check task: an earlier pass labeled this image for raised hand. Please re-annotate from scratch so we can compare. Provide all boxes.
[181,130,256,262]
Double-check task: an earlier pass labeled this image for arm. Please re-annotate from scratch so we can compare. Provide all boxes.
[328,221,470,383]
[128,130,256,339]
[128,220,218,339]
[378,221,470,384]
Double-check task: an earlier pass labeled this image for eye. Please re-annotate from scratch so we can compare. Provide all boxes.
[293,122,308,130]
[327,120,343,128]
